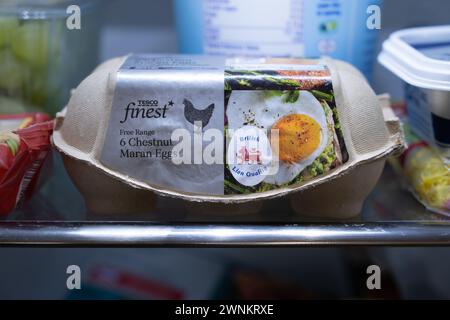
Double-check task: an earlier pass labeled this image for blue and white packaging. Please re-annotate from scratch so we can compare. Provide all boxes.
[174,0,382,78]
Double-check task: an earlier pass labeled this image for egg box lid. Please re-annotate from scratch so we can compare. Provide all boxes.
[53,55,404,203]
[379,25,450,91]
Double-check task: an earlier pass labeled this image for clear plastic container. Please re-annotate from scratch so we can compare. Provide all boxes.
[0,0,103,115]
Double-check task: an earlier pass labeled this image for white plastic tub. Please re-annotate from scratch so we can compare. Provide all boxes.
[379,25,450,161]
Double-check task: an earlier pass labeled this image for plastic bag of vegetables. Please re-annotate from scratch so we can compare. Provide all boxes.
[0,112,53,215]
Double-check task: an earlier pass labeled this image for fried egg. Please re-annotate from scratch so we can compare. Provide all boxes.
[227,90,329,185]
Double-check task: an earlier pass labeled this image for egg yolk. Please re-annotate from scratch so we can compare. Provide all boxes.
[271,114,322,164]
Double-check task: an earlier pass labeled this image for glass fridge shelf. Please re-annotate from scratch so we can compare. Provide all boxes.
[1,165,449,246]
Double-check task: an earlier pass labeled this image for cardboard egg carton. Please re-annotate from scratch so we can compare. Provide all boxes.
[53,56,404,218]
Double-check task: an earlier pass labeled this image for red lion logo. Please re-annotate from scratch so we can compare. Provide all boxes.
[237,146,261,165]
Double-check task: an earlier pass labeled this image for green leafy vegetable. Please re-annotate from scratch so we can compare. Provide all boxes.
[0,18,19,48]
[5,138,19,156]
[224,180,248,194]
[283,90,300,103]
[311,90,334,102]
[263,90,284,99]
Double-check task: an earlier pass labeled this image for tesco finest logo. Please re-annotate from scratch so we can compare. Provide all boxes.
[227,126,275,187]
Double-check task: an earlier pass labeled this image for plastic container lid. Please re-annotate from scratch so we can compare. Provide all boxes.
[378,25,450,91]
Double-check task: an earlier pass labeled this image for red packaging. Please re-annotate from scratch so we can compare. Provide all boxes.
[0,113,53,216]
